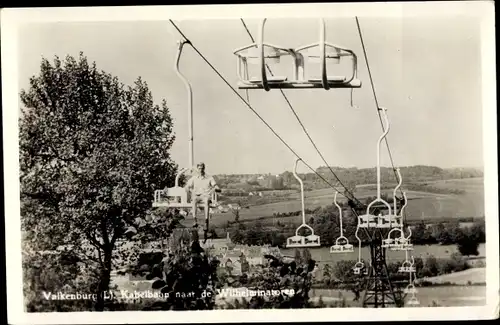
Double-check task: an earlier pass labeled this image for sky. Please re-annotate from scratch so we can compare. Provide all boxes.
[17,15,485,175]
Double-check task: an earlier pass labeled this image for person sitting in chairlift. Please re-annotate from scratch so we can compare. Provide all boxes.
[185,162,220,228]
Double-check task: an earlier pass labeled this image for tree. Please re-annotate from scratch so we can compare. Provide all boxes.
[270,176,285,190]
[19,53,178,311]
[244,254,316,308]
[322,264,332,286]
[139,233,220,311]
[457,235,480,257]
[294,249,302,264]
[302,248,312,263]
[22,249,100,312]
[332,260,365,301]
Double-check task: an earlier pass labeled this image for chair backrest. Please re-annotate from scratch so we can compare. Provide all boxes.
[302,45,341,63]
[165,186,188,204]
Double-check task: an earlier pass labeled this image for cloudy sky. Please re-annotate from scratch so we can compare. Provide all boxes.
[16,11,485,175]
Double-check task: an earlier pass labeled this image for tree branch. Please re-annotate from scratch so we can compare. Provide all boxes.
[87,229,104,250]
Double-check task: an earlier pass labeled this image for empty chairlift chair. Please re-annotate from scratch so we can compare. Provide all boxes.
[359,107,394,229]
[398,257,416,273]
[406,295,420,306]
[330,191,354,253]
[233,18,362,91]
[404,284,418,295]
[294,19,362,90]
[286,158,320,248]
[233,19,295,91]
[351,227,367,275]
[382,227,404,249]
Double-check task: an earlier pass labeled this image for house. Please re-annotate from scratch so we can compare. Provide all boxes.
[201,232,282,274]
[222,250,243,275]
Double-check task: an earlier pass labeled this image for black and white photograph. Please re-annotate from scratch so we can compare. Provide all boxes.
[2,2,498,324]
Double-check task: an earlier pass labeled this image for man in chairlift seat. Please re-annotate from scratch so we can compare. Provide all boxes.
[185,162,220,229]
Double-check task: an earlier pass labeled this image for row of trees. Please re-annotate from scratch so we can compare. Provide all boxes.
[20,54,317,312]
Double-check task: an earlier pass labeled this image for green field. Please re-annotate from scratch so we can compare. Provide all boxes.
[207,177,484,227]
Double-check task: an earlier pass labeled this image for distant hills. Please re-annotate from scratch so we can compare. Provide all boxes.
[215,165,483,192]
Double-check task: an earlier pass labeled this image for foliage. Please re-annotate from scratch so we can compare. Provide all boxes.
[22,250,100,312]
[19,53,178,311]
[457,236,480,257]
[223,254,316,309]
[144,239,220,310]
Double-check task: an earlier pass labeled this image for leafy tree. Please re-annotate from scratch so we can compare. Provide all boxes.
[243,254,316,308]
[19,53,178,311]
[270,176,285,190]
[432,223,451,244]
[468,221,486,243]
[294,249,302,264]
[447,221,465,243]
[420,255,439,277]
[22,249,100,312]
[322,264,333,286]
[302,248,312,263]
[332,260,366,301]
[138,232,220,311]
[457,235,480,257]
[412,220,432,244]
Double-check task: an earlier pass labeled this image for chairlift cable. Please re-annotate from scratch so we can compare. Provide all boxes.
[355,17,403,198]
[240,18,362,206]
[169,19,354,201]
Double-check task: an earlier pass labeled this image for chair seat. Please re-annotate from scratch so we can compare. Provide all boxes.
[152,202,192,208]
[152,201,218,209]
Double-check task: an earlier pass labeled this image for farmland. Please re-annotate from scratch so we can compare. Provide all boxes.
[207,177,485,227]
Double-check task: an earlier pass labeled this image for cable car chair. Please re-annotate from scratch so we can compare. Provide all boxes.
[390,168,404,228]
[153,168,219,210]
[403,252,420,306]
[358,107,393,228]
[390,193,414,251]
[352,226,368,275]
[152,40,220,212]
[330,191,354,253]
[286,158,320,248]
[404,268,418,295]
[234,18,297,91]
[233,18,361,91]
[294,18,361,90]
[399,256,416,273]
[406,295,420,306]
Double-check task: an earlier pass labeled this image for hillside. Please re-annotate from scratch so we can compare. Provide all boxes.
[214,166,483,194]
[207,176,484,228]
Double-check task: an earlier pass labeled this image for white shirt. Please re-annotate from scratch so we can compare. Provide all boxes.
[186,174,217,196]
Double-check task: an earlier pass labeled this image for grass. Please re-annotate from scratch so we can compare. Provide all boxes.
[417,268,486,285]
